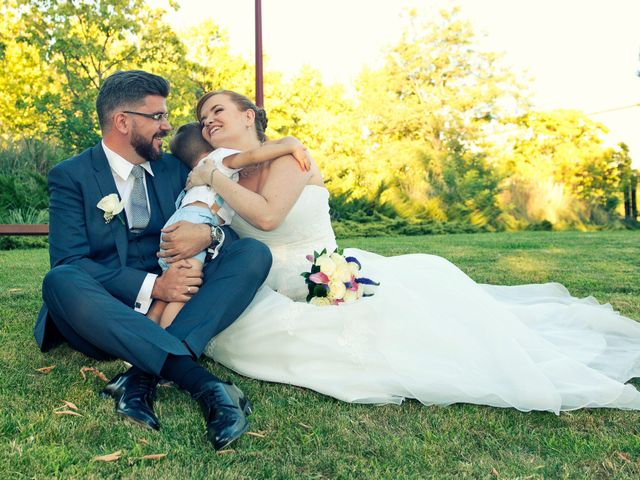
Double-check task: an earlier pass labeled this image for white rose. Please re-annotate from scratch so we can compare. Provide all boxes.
[330,252,348,266]
[343,289,359,303]
[348,262,360,276]
[97,193,120,212]
[315,254,336,276]
[327,280,347,300]
[97,194,124,223]
[334,263,353,283]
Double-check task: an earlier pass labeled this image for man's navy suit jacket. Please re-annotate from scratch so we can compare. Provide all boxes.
[34,142,188,352]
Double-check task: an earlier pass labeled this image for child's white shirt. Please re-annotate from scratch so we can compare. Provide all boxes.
[179,147,241,225]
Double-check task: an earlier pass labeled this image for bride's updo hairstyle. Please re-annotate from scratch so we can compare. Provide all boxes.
[196,90,268,143]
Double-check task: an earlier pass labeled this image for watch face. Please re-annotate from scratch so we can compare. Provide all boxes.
[207,226,225,261]
[211,225,225,244]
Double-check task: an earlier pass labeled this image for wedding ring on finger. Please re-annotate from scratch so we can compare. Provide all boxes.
[187,286,192,294]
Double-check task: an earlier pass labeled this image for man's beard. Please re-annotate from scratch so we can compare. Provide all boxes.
[131,129,166,161]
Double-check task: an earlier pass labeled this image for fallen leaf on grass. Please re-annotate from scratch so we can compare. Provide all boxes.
[298,422,312,430]
[491,467,499,477]
[246,431,268,438]
[217,449,235,455]
[93,451,122,462]
[602,459,615,471]
[138,438,150,445]
[36,365,56,374]
[54,410,82,417]
[80,366,109,382]
[62,400,79,411]
[135,453,167,461]
[616,452,631,462]
[8,288,23,294]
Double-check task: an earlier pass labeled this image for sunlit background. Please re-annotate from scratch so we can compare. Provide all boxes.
[165,0,640,165]
[1,0,638,233]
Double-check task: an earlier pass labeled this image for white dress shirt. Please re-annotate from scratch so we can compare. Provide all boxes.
[102,141,156,314]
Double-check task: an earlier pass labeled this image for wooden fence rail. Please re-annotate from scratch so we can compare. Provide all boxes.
[0,224,49,236]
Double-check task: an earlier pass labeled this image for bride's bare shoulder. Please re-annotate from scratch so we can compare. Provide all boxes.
[267,154,324,187]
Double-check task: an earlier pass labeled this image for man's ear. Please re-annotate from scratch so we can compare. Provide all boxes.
[112,112,130,135]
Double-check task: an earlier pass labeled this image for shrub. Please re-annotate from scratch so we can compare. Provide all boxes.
[0,138,63,222]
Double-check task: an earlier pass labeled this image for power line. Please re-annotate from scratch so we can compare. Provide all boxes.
[589,103,640,115]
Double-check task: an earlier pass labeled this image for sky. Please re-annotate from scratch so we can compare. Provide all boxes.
[164,0,640,165]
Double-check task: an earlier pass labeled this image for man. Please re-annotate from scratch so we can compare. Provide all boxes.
[35,70,272,450]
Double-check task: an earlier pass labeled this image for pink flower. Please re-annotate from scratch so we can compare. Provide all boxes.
[309,271,330,284]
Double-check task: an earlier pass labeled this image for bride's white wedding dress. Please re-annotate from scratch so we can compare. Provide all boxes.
[205,185,640,412]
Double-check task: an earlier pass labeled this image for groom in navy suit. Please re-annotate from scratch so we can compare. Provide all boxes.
[35,70,271,450]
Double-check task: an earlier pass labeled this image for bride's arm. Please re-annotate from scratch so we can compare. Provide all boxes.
[189,155,313,231]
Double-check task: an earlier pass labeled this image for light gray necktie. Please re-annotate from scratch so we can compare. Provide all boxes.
[129,165,150,230]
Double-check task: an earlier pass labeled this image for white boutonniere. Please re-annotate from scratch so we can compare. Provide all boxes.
[97,193,125,224]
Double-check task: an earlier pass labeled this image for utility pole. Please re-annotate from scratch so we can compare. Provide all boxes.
[255,0,264,108]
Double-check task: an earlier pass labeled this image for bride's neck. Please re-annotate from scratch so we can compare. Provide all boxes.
[218,135,261,152]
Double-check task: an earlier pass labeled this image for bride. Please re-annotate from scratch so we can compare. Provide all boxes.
[187,89,640,413]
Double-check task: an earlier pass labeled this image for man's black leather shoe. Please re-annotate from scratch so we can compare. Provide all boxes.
[100,368,160,431]
[192,380,252,450]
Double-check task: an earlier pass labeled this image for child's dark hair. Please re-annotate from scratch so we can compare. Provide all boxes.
[169,122,213,168]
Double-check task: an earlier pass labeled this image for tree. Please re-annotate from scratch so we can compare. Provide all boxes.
[18,0,185,151]
[348,7,524,225]
[502,110,624,225]
[616,143,638,222]
[164,19,255,126]
[0,0,61,143]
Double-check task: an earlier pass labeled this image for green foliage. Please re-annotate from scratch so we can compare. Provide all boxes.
[332,217,483,239]
[0,137,66,175]
[0,138,59,231]
[17,0,185,151]
[0,174,48,213]
[0,3,635,231]
[526,219,554,231]
[0,0,60,140]
[499,110,631,226]
[0,233,48,250]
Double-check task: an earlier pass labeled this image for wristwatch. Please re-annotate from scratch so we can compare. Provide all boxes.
[206,224,225,261]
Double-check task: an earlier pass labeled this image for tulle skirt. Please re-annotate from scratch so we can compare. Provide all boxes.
[205,249,640,413]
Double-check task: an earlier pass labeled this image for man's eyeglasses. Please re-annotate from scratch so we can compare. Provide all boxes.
[122,111,169,122]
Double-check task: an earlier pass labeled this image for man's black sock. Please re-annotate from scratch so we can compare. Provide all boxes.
[160,354,221,396]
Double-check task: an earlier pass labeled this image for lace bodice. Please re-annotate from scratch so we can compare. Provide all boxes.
[230,185,338,300]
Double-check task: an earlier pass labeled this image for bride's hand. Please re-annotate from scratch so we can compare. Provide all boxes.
[186,158,214,189]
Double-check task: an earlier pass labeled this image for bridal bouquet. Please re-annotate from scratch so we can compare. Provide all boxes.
[301,248,379,306]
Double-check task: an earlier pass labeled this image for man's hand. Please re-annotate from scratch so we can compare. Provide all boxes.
[158,221,210,263]
[186,159,214,189]
[151,260,203,303]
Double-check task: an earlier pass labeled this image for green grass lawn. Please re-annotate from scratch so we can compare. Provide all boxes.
[1,230,640,479]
